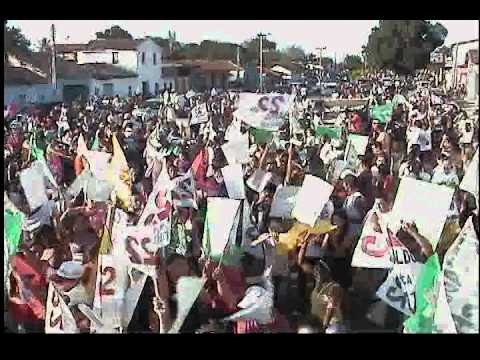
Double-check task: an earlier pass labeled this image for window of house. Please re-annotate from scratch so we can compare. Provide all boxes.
[141,52,146,64]
[128,86,132,96]
[155,82,159,95]
[95,87,100,96]
[113,52,119,64]
[153,53,157,65]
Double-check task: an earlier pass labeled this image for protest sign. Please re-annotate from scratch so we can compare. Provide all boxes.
[460,150,479,204]
[269,185,300,219]
[203,198,241,258]
[169,276,206,333]
[389,177,454,250]
[221,164,246,200]
[121,267,148,329]
[442,217,479,333]
[20,163,49,211]
[171,170,197,208]
[85,151,112,181]
[221,133,250,165]
[348,134,369,156]
[249,127,275,144]
[376,262,422,316]
[343,140,360,171]
[234,93,290,131]
[292,175,334,227]
[45,283,78,334]
[371,103,393,124]
[246,169,272,193]
[190,103,209,125]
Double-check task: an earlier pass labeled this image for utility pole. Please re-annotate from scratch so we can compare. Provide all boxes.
[236,45,240,82]
[51,24,57,90]
[258,33,270,93]
[316,46,326,96]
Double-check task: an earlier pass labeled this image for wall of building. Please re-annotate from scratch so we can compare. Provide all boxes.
[90,77,138,97]
[136,39,165,95]
[77,51,112,64]
[4,83,61,106]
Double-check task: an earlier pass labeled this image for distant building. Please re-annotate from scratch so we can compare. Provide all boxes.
[445,39,478,98]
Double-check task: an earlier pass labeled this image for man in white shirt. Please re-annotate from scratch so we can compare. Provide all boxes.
[431,156,460,187]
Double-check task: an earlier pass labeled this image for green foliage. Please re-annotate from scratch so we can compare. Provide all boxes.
[95,25,133,40]
[365,20,448,74]
[343,54,363,70]
[4,22,32,56]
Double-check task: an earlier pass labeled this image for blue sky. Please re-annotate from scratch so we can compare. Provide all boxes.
[8,20,479,61]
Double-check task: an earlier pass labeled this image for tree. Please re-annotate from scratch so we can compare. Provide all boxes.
[4,21,32,56]
[38,37,50,53]
[365,20,448,74]
[343,54,363,70]
[95,25,133,40]
[284,45,305,61]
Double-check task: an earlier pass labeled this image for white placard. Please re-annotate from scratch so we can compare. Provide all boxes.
[269,185,300,219]
[221,164,246,200]
[292,175,334,227]
[389,177,454,250]
[433,272,457,333]
[221,133,250,165]
[20,164,48,211]
[169,277,206,333]
[119,226,163,272]
[246,169,272,193]
[85,151,112,181]
[190,103,209,125]
[203,198,241,256]
[348,134,369,156]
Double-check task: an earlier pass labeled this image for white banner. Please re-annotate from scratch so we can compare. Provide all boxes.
[460,150,479,204]
[233,93,290,131]
[389,177,454,250]
[269,185,300,219]
[442,217,479,333]
[221,164,246,200]
[169,277,206,333]
[203,198,241,257]
[292,175,334,227]
[221,133,250,165]
[85,151,112,181]
[190,103,209,125]
[347,134,369,156]
[45,283,78,334]
[433,272,457,333]
[20,163,49,211]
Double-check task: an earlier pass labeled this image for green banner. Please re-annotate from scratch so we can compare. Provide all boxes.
[249,127,275,145]
[315,126,342,140]
[4,209,25,255]
[371,103,393,124]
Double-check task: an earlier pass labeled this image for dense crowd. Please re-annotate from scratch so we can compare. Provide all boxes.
[3,78,479,334]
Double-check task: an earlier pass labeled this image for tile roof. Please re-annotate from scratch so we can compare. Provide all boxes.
[56,44,87,53]
[78,63,138,80]
[86,39,141,51]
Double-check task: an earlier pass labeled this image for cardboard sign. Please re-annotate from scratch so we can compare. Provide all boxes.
[221,133,250,165]
[292,175,334,227]
[221,164,246,200]
[348,134,369,156]
[45,283,79,334]
[190,103,209,125]
[246,169,272,193]
[376,262,422,316]
[460,150,479,204]
[203,198,241,257]
[20,163,49,211]
[269,185,300,219]
[442,217,479,333]
[233,93,290,131]
[389,177,454,250]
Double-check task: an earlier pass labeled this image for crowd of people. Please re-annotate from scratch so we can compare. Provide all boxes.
[3,76,479,334]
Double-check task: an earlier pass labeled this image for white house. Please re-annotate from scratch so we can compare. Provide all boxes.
[62,37,173,96]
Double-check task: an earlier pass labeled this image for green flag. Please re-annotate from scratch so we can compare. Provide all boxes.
[249,127,275,145]
[4,209,25,255]
[91,133,100,151]
[371,103,393,124]
[404,254,441,333]
[315,126,342,140]
[30,133,45,161]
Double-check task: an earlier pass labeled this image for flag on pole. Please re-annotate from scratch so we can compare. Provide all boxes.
[30,132,45,161]
[4,209,25,255]
[107,134,132,210]
[371,103,393,124]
